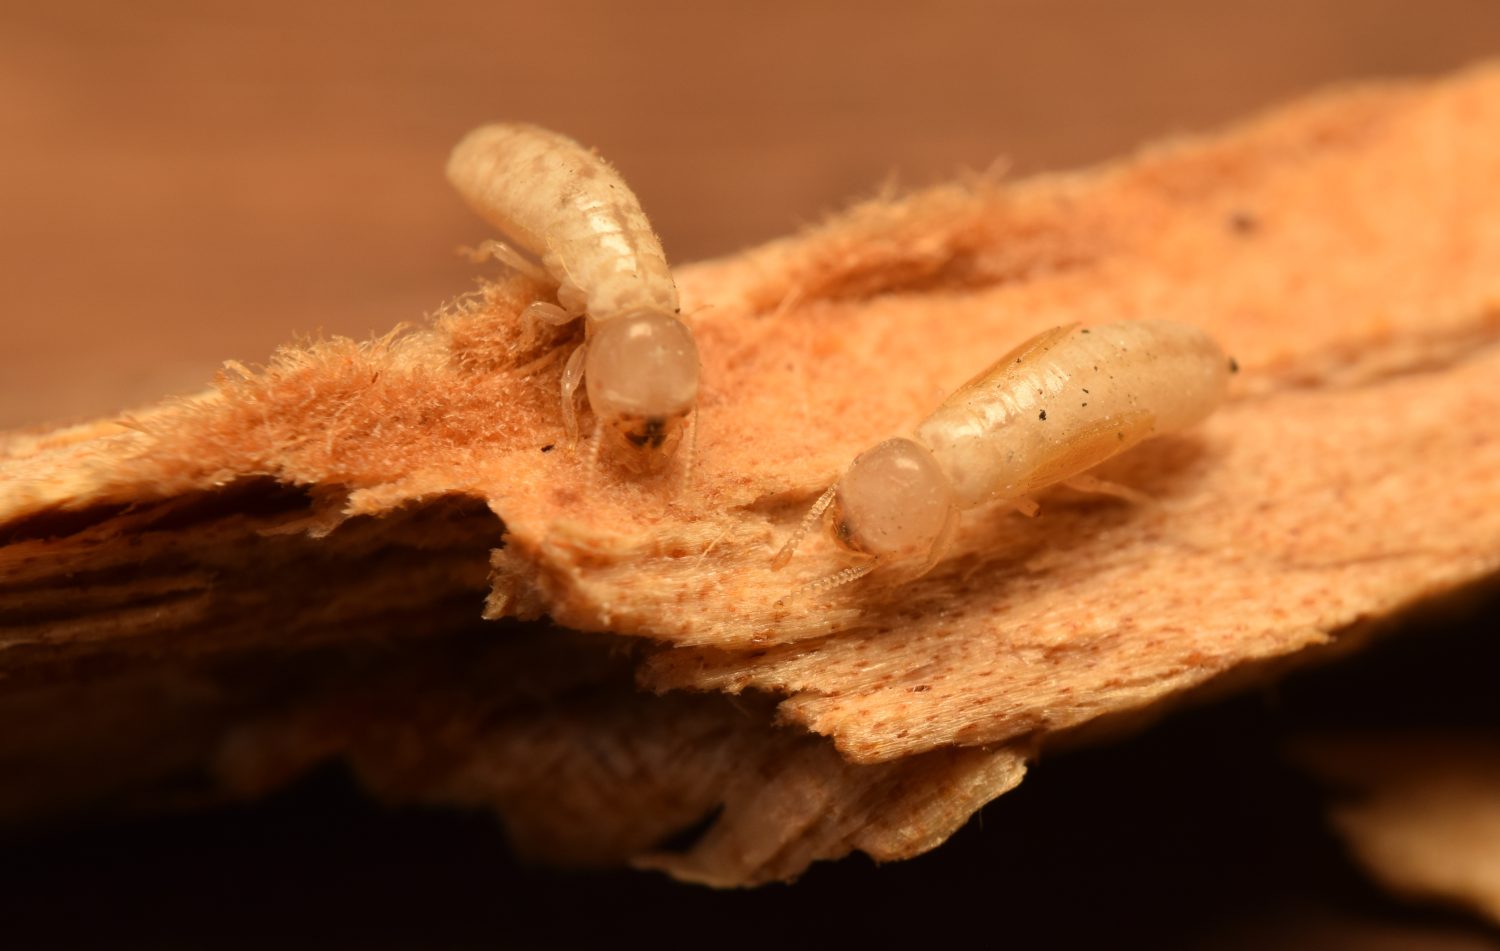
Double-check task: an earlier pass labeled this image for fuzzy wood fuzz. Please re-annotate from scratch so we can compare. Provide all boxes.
[3,64,1500,884]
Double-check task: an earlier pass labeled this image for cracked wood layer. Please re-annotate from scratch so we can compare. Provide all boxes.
[2,63,1500,883]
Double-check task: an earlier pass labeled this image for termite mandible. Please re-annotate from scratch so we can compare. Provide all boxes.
[773,320,1235,598]
[446,123,699,469]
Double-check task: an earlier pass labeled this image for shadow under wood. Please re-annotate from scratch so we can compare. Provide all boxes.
[0,479,506,678]
[0,618,634,828]
[2,588,1498,948]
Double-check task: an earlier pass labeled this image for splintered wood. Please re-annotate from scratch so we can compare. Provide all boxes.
[3,64,1500,886]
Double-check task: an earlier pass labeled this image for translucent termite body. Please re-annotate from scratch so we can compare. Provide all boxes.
[773,320,1233,596]
[446,123,699,466]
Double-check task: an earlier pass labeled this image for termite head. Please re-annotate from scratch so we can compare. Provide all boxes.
[831,437,957,562]
[586,311,700,463]
[771,437,957,601]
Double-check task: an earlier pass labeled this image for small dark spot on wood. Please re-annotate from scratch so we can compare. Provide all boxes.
[1081,328,1090,334]
[1039,410,1047,421]
[1081,402,1088,407]
[1117,431,1125,440]
[910,684,931,693]
[1229,210,1258,235]
[540,444,555,453]
[1228,357,1240,374]
[1082,388,1089,394]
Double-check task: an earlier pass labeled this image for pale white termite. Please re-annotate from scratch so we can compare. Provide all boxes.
[773,320,1234,595]
[446,123,699,465]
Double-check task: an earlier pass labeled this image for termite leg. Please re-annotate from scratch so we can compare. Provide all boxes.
[470,239,551,284]
[523,300,576,327]
[1063,474,1150,505]
[914,509,960,580]
[559,341,588,448]
[512,345,564,377]
[771,483,838,570]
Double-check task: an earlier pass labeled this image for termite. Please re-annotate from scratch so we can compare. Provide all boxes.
[772,320,1233,596]
[446,123,699,467]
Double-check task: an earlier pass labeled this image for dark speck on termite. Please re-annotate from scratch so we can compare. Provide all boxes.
[1039,410,1047,421]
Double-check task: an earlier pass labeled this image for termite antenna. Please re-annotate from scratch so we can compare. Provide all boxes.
[774,560,878,607]
[676,409,699,492]
[770,285,804,322]
[586,419,605,472]
[771,483,838,571]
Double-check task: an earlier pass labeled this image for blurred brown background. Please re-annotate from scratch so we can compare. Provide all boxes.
[2,0,1498,429]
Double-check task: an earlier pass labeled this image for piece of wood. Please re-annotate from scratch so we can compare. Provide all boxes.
[1299,733,1500,924]
[3,62,1500,884]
